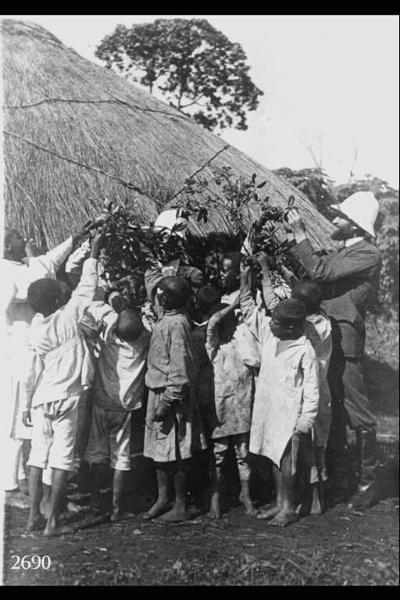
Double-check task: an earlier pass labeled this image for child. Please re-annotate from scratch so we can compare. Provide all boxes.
[240,263,320,527]
[21,231,104,536]
[83,306,150,521]
[205,296,257,518]
[192,285,222,437]
[291,280,332,513]
[143,276,204,522]
[258,254,332,513]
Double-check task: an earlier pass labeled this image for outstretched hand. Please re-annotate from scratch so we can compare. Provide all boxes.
[90,228,106,259]
[286,208,307,242]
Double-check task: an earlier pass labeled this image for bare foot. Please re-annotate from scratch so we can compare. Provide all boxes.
[142,499,170,520]
[257,503,280,520]
[207,507,221,519]
[268,510,298,527]
[26,513,46,532]
[43,524,75,537]
[157,507,190,523]
[111,510,135,522]
[239,492,258,516]
[310,491,323,515]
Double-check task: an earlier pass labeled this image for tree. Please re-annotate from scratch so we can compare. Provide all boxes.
[95,19,263,131]
[273,167,334,220]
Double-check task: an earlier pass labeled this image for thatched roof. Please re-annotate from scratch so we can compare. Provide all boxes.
[1,18,334,250]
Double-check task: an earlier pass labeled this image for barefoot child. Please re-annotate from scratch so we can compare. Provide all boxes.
[143,276,203,522]
[257,256,332,514]
[291,281,332,513]
[240,264,320,527]
[83,306,150,521]
[205,296,257,518]
[21,231,104,536]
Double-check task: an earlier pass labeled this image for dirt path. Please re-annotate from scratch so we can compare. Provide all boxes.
[3,497,398,586]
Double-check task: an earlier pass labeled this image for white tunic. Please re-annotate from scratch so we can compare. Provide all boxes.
[0,237,73,438]
[240,287,320,468]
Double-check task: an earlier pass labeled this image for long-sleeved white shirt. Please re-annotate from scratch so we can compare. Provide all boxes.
[84,302,150,411]
[21,258,98,410]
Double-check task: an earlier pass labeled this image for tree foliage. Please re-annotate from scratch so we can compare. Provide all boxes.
[273,167,334,220]
[95,19,263,131]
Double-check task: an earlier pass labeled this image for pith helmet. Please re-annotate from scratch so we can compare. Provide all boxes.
[331,191,379,237]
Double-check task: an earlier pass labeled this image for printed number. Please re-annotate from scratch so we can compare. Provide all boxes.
[11,555,51,570]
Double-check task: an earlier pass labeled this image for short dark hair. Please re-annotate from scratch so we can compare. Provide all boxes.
[222,251,241,274]
[291,280,323,315]
[115,309,144,342]
[196,285,222,314]
[158,276,191,310]
[27,278,62,315]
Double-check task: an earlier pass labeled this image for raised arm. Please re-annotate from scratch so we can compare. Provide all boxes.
[62,230,104,322]
[205,295,239,361]
[239,263,269,344]
[27,222,93,280]
[287,209,380,282]
[256,251,280,310]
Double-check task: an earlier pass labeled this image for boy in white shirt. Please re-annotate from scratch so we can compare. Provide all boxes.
[83,306,150,521]
[21,231,104,536]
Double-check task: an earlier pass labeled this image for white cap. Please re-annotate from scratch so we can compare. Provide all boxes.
[331,191,379,237]
[153,208,189,238]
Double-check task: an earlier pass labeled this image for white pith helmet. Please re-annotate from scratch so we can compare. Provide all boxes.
[331,191,379,238]
[153,208,189,238]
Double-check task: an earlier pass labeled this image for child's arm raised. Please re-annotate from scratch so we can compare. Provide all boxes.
[256,251,280,311]
[63,230,104,323]
[295,343,320,434]
[27,221,94,280]
[239,263,269,344]
[205,295,239,361]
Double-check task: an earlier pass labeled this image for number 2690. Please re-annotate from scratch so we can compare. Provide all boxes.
[11,555,51,570]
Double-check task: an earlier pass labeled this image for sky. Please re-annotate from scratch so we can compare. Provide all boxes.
[2,14,399,187]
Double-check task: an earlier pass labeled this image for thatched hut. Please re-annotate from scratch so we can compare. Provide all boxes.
[1,19,334,250]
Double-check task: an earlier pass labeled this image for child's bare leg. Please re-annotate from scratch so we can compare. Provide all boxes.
[89,463,106,512]
[209,464,222,519]
[143,464,170,519]
[159,461,190,522]
[43,468,69,537]
[26,466,45,531]
[269,446,298,527]
[40,484,51,517]
[235,435,257,516]
[208,439,226,519]
[257,464,282,520]
[310,447,326,515]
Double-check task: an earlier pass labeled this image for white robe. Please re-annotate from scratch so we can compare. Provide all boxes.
[240,287,320,468]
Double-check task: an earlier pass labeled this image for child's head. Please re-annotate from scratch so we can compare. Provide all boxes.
[196,285,222,320]
[115,308,145,343]
[4,228,26,261]
[270,298,306,340]
[220,252,241,293]
[58,280,72,306]
[157,276,191,311]
[291,280,322,315]
[27,278,64,317]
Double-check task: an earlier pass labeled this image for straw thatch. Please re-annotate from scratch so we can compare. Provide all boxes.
[1,19,335,250]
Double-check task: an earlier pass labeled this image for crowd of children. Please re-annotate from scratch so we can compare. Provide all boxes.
[3,197,384,538]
